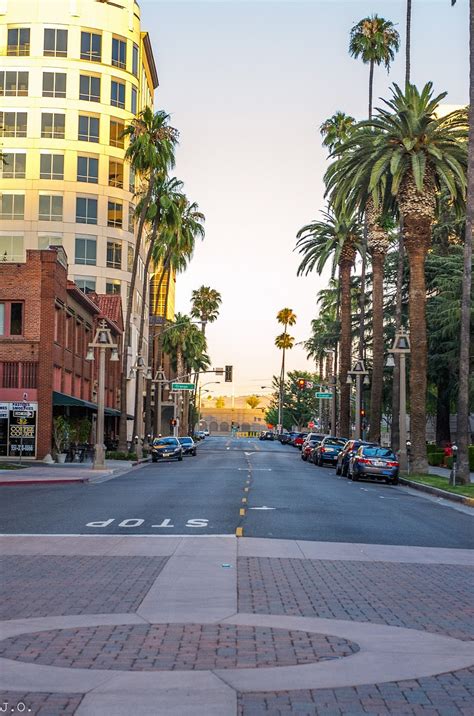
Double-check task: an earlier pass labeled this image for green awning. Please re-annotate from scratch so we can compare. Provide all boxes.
[52,392,124,418]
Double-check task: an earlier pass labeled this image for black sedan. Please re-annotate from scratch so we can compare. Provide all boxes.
[336,440,378,476]
[312,436,348,467]
[349,446,399,484]
[259,431,274,441]
[178,436,197,456]
[151,437,183,462]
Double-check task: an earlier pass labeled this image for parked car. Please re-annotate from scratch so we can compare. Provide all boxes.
[292,432,308,449]
[301,437,324,461]
[259,431,274,441]
[194,431,205,441]
[151,436,183,462]
[178,436,197,456]
[312,436,348,466]
[349,446,399,484]
[281,432,299,445]
[203,429,210,436]
[336,440,378,476]
[277,432,289,443]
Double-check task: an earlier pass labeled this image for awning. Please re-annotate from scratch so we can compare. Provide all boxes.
[52,392,125,418]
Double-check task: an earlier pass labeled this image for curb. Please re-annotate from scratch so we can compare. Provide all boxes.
[399,477,474,507]
[0,477,91,486]
[131,456,151,466]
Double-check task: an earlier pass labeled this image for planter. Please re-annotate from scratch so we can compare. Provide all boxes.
[56,453,67,464]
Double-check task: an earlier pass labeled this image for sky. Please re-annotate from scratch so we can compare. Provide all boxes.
[140,0,468,396]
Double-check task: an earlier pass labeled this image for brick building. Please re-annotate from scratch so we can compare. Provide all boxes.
[0,247,122,459]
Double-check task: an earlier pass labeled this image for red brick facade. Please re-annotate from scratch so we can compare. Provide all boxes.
[0,248,123,459]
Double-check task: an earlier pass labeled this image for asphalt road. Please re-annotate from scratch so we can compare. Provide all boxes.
[1,437,473,547]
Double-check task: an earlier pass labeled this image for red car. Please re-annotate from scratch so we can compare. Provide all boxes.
[293,432,308,449]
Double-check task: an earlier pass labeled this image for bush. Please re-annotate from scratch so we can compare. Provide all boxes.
[445,456,453,470]
[105,451,137,461]
[469,445,474,471]
[428,451,444,467]
[426,443,438,455]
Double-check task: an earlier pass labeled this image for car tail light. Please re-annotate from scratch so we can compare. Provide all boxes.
[357,458,371,464]
[320,447,325,452]
[386,461,399,467]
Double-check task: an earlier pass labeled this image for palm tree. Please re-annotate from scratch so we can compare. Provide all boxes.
[326,83,467,472]
[320,112,356,152]
[276,309,297,431]
[452,0,473,484]
[296,209,361,437]
[349,14,400,119]
[190,286,222,335]
[118,108,178,450]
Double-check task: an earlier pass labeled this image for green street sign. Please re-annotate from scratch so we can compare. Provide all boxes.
[171,382,194,391]
[316,392,333,399]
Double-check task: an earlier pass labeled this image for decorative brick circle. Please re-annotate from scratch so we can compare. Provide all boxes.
[0,623,359,671]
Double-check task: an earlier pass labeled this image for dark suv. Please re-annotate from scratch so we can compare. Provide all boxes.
[312,436,348,466]
[336,440,378,476]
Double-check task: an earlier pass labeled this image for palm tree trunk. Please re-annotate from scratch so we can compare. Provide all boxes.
[118,176,155,451]
[339,260,353,438]
[405,0,412,86]
[455,0,474,484]
[368,59,374,119]
[391,233,405,453]
[405,239,429,473]
[369,251,385,442]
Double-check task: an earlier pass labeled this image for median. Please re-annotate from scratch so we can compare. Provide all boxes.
[400,473,474,506]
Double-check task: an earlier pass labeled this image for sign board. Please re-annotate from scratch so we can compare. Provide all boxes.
[316,392,333,399]
[306,381,314,389]
[7,402,38,457]
[308,421,315,429]
[171,382,194,391]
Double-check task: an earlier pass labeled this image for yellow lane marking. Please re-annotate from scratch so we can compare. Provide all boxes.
[240,508,246,516]
[236,527,243,537]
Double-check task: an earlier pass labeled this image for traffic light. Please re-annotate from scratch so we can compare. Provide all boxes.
[360,409,366,418]
[297,378,306,390]
[225,365,233,382]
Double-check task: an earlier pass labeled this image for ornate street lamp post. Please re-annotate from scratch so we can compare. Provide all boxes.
[388,332,411,474]
[346,360,370,440]
[86,319,119,469]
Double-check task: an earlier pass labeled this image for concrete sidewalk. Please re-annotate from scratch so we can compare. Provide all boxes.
[0,535,473,715]
[0,460,141,485]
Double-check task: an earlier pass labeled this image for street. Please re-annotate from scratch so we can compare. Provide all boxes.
[1,437,473,548]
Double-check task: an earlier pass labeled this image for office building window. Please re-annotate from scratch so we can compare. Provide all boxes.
[106,279,121,295]
[40,154,64,180]
[80,31,101,62]
[0,153,26,179]
[107,200,122,228]
[0,236,24,263]
[0,71,28,96]
[0,112,27,138]
[108,159,123,188]
[131,86,137,115]
[77,156,98,183]
[110,119,124,148]
[111,80,125,109]
[76,197,98,225]
[128,203,135,233]
[106,240,122,269]
[44,28,68,57]
[128,166,135,195]
[38,233,63,249]
[0,195,25,220]
[7,28,30,56]
[127,244,133,272]
[79,74,100,102]
[39,195,63,221]
[75,277,96,294]
[75,236,97,265]
[112,37,127,69]
[41,113,65,139]
[78,115,99,142]
[42,72,66,98]
[132,43,139,77]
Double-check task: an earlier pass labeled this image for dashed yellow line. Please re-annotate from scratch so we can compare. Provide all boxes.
[241,497,247,503]
[244,486,249,492]
[236,527,243,537]
[239,508,246,516]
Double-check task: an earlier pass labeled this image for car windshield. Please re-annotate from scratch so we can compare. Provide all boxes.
[325,438,346,446]
[179,438,193,444]
[362,447,396,458]
[154,438,178,447]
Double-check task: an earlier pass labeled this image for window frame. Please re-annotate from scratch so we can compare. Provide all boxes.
[112,36,127,69]
[42,71,66,99]
[109,118,124,148]
[7,28,30,56]
[75,235,97,266]
[108,159,123,188]
[0,71,28,97]
[76,196,98,225]
[0,195,25,221]
[80,31,102,62]
[105,279,121,295]
[0,112,27,138]
[131,86,137,115]
[77,155,99,184]
[41,112,65,139]
[43,28,68,57]
[78,114,99,143]
[38,194,63,222]
[79,74,100,102]
[0,302,24,337]
[40,153,64,181]
[0,235,24,262]
[0,152,26,179]
[110,79,126,109]
[106,240,122,269]
[74,276,96,295]
[107,200,123,228]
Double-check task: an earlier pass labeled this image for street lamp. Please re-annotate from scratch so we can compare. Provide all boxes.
[346,359,369,440]
[86,319,119,469]
[128,354,148,459]
[197,381,220,432]
[388,332,411,473]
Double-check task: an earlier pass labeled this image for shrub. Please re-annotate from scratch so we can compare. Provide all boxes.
[426,443,438,455]
[428,451,444,467]
[105,451,137,461]
[445,456,453,470]
[469,445,474,471]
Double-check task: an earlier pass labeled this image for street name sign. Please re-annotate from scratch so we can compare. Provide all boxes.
[171,382,194,391]
[316,392,333,399]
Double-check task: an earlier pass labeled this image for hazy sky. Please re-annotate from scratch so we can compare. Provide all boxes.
[140,0,468,396]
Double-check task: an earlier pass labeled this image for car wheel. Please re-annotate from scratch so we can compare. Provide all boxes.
[192,450,197,456]
[352,469,359,481]
[342,463,348,477]
[390,478,399,485]
[301,454,307,461]
[152,457,157,463]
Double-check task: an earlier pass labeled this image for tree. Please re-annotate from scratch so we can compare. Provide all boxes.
[326,83,467,472]
[296,208,361,436]
[275,308,297,430]
[320,112,355,152]
[118,108,178,450]
[246,395,261,410]
[190,286,222,335]
[215,396,226,409]
[265,372,321,430]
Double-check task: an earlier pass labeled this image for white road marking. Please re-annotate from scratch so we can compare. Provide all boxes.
[152,519,175,528]
[249,506,276,511]
[186,519,209,528]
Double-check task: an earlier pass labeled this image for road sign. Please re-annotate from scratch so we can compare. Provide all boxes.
[306,381,314,389]
[171,382,194,391]
[316,392,333,399]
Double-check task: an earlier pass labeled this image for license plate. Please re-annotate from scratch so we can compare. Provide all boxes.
[383,470,392,475]
[374,460,384,466]
[163,452,172,457]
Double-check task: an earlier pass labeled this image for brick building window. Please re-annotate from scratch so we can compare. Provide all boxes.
[0,71,28,97]
[0,195,25,220]
[64,370,72,394]
[110,119,124,148]
[78,115,99,142]
[2,362,19,388]
[75,236,97,265]
[21,362,38,388]
[106,241,122,269]
[7,28,30,56]
[53,365,62,391]
[112,37,127,69]
[108,159,123,188]
[44,28,68,57]
[79,74,100,102]
[41,113,65,139]
[65,313,74,351]
[76,197,97,224]
[0,112,27,137]
[0,153,26,179]
[111,80,125,109]
[39,195,63,221]
[107,200,122,228]
[40,154,64,180]
[0,302,23,336]
[80,31,101,62]
[77,155,98,183]
[42,72,66,99]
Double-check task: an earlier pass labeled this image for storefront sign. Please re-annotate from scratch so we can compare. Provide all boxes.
[0,402,38,458]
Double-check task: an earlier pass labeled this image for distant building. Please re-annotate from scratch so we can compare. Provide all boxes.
[199,396,271,435]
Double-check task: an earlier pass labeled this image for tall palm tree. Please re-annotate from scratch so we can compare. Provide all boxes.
[320,112,356,152]
[118,108,178,450]
[190,286,222,335]
[326,83,467,472]
[296,209,361,437]
[276,309,297,431]
[405,0,412,86]
[452,0,473,484]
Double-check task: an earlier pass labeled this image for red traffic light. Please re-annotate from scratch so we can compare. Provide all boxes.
[297,378,306,390]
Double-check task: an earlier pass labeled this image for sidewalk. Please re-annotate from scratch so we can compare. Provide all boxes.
[429,465,474,483]
[0,460,143,486]
[0,535,473,715]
